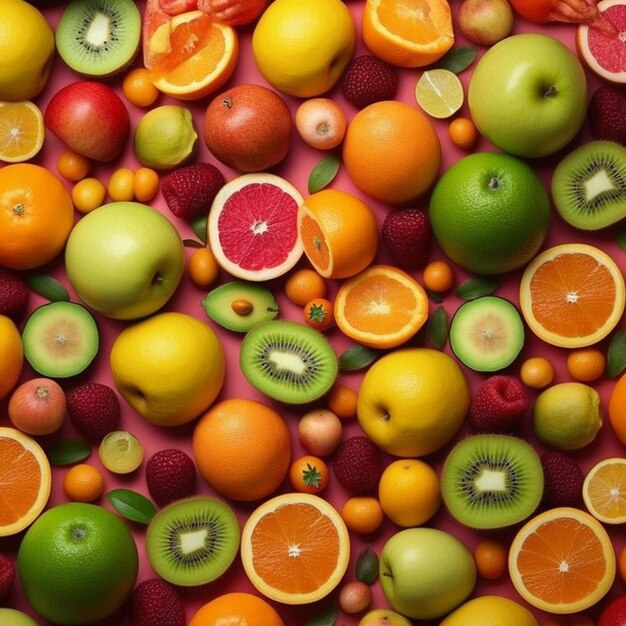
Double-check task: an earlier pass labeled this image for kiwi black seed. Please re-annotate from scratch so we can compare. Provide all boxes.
[145,496,240,587]
[441,434,544,530]
[551,140,626,230]
[55,0,141,78]
[239,319,338,405]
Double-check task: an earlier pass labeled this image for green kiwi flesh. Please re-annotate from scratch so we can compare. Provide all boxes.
[449,296,524,372]
[22,301,99,378]
[441,434,544,529]
[55,0,141,77]
[240,320,338,404]
[551,140,626,230]
[201,281,279,332]
[145,496,240,586]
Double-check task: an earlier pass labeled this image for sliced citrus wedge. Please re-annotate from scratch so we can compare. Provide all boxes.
[583,457,626,524]
[0,101,44,163]
[415,68,464,119]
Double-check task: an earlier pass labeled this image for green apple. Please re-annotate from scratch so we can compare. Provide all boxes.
[357,609,413,626]
[468,33,587,158]
[65,202,184,320]
[0,609,40,626]
[379,528,476,620]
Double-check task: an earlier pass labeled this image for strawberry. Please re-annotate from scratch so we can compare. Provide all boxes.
[341,55,398,109]
[0,553,15,601]
[468,375,530,432]
[332,436,382,495]
[381,208,431,268]
[0,268,30,320]
[588,85,626,144]
[541,451,583,508]
[146,449,197,507]
[131,578,185,626]
[65,382,121,442]
[161,162,226,220]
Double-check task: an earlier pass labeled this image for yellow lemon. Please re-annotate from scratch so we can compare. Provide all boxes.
[0,0,55,101]
[0,315,23,402]
[439,595,539,626]
[252,0,356,98]
[357,348,469,457]
[110,312,225,427]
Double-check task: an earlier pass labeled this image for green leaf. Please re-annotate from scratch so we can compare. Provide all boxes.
[607,329,626,378]
[339,344,379,371]
[106,489,157,524]
[27,274,70,302]
[308,154,340,194]
[46,438,91,466]
[435,46,478,73]
[183,238,204,248]
[427,306,449,350]
[455,276,499,300]
[305,607,337,626]
[356,547,379,585]
[616,230,626,253]
[191,214,208,244]
[426,288,444,303]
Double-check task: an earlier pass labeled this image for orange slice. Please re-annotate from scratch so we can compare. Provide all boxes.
[0,427,51,536]
[519,243,625,348]
[362,0,455,68]
[240,492,350,605]
[334,264,429,349]
[0,101,44,163]
[147,10,238,100]
[583,457,626,524]
[508,507,616,614]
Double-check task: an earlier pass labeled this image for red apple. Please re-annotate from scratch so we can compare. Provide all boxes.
[202,83,292,172]
[457,0,514,47]
[44,81,130,162]
[599,594,626,626]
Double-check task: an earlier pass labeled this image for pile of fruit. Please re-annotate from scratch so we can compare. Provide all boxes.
[1,0,626,624]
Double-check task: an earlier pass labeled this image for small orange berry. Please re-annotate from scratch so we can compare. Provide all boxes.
[285,268,327,306]
[57,150,90,181]
[473,539,507,580]
[289,455,329,494]
[72,177,106,214]
[63,463,105,502]
[340,497,384,535]
[108,167,135,202]
[133,167,160,202]
[448,117,478,151]
[122,67,160,108]
[188,247,220,288]
[520,356,555,389]
[327,382,357,420]
[422,260,455,293]
[566,348,606,382]
[304,297,334,332]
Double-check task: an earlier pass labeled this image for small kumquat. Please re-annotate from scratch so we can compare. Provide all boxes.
[340,497,384,535]
[122,67,160,108]
[108,167,135,202]
[188,246,220,288]
[448,117,478,151]
[473,538,508,580]
[566,348,606,382]
[63,463,105,502]
[520,356,555,389]
[326,382,358,420]
[72,177,106,214]
[289,455,329,494]
[304,297,334,332]
[133,167,160,202]
[56,150,90,181]
[285,268,327,306]
[422,259,455,293]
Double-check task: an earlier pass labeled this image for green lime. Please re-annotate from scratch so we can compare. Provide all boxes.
[532,382,603,451]
[99,430,144,474]
[134,104,198,169]
[415,69,464,119]
[429,152,550,275]
[17,503,138,625]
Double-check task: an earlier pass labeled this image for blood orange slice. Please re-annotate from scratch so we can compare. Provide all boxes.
[208,173,304,281]
[577,0,626,85]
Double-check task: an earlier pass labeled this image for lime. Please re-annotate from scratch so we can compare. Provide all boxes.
[415,69,464,119]
[98,430,144,474]
[429,152,550,275]
[17,503,138,625]
[134,104,198,169]
[532,382,603,451]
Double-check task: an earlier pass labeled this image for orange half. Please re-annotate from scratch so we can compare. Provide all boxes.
[0,427,51,536]
[519,243,625,348]
[583,457,626,524]
[508,507,616,614]
[148,11,239,100]
[0,101,44,163]
[240,492,350,605]
[362,0,454,67]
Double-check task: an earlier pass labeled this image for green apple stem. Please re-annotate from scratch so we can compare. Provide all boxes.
[544,85,558,98]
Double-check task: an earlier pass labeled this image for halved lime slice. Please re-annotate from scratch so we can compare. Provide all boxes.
[415,69,464,119]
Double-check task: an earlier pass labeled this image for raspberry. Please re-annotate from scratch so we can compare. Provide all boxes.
[342,55,398,109]
[468,375,530,432]
[332,436,382,494]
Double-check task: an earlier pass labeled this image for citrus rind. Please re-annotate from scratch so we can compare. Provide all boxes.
[415,69,464,119]
[0,101,44,163]
[582,457,626,524]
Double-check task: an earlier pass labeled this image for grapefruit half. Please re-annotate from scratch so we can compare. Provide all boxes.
[208,173,304,281]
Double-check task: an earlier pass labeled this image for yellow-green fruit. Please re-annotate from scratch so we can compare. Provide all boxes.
[0,608,41,625]
[252,0,356,97]
[110,312,225,426]
[357,348,470,457]
[0,0,54,101]
[358,609,413,626]
[439,595,539,626]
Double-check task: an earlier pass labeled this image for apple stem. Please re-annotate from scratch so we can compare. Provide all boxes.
[544,85,558,98]
[36,385,50,400]
[221,96,234,109]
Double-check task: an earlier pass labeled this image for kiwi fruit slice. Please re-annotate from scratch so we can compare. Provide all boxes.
[240,319,338,404]
[551,140,626,230]
[441,434,544,529]
[55,0,141,78]
[449,296,524,372]
[201,281,279,332]
[22,301,99,378]
[145,496,240,587]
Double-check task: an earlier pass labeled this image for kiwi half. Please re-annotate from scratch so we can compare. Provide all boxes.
[55,0,141,77]
[551,140,626,230]
[441,434,544,529]
[145,496,240,587]
[240,320,338,404]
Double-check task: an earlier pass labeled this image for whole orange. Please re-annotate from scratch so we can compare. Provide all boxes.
[189,592,284,626]
[192,398,291,501]
[0,163,74,270]
[342,100,441,205]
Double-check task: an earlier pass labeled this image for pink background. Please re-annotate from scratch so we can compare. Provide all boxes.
[1,1,625,625]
